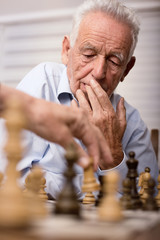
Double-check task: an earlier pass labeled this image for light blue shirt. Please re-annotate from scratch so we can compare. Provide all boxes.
[0,62,158,199]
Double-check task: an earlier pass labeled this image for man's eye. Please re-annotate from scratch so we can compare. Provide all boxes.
[108,59,119,66]
[83,54,95,58]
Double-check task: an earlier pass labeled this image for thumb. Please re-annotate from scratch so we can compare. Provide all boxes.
[71,99,79,109]
[71,141,90,169]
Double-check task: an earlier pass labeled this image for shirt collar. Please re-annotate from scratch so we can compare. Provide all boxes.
[57,67,115,107]
[57,67,73,105]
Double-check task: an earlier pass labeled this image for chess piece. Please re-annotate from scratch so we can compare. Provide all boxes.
[82,158,100,204]
[54,144,80,217]
[95,175,104,206]
[142,177,158,211]
[25,165,48,201]
[0,96,30,228]
[126,151,142,209]
[39,175,48,200]
[155,170,160,208]
[98,171,123,221]
[138,172,144,196]
[120,177,132,210]
[138,167,150,198]
[140,167,151,204]
[24,165,47,218]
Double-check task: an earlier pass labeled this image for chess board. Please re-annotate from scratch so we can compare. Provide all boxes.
[0,94,160,240]
[0,200,160,240]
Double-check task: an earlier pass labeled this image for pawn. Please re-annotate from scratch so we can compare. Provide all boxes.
[155,170,160,208]
[138,167,150,197]
[54,144,80,217]
[82,158,100,204]
[39,175,48,201]
[120,177,132,210]
[0,96,30,228]
[138,172,144,196]
[95,175,104,206]
[142,178,158,211]
[24,165,48,218]
[126,151,142,209]
[25,165,48,201]
[140,167,151,204]
[98,171,123,222]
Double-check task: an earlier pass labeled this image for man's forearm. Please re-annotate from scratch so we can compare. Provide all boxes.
[0,84,113,170]
[0,84,35,124]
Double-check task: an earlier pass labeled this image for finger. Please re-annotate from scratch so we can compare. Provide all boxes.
[75,123,100,170]
[65,108,100,170]
[71,99,78,108]
[89,79,113,111]
[116,97,126,127]
[99,139,114,170]
[73,142,90,169]
[76,89,92,114]
[116,97,126,137]
[85,85,102,114]
[80,124,113,171]
[94,127,113,170]
[62,131,90,169]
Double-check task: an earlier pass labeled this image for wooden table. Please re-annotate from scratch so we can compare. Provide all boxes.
[0,201,160,240]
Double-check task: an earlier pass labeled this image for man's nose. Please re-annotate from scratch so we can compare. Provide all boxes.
[92,56,106,81]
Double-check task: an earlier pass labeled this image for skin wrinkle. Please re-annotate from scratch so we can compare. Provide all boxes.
[79,38,126,63]
[62,10,135,169]
[0,84,114,170]
[66,12,132,98]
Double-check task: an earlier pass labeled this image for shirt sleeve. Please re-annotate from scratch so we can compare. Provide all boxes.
[97,151,127,175]
[96,151,128,194]
[15,63,56,188]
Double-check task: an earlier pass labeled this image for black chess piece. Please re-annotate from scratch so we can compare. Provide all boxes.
[144,167,150,174]
[95,175,104,206]
[142,178,159,211]
[120,177,132,210]
[126,151,142,209]
[54,144,80,218]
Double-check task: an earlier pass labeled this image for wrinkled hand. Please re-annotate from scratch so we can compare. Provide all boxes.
[70,99,113,170]
[0,84,113,170]
[76,79,126,170]
[28,97,113,170]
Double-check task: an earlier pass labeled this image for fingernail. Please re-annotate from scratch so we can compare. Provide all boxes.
[78,157,90,168]
[90,79,95,85]
[121,97,125,105]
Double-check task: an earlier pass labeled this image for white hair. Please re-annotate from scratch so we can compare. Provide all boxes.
[70,0,140,61]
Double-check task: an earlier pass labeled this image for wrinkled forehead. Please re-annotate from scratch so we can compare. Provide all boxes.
[79,11,132,39]
[77,12,133,58]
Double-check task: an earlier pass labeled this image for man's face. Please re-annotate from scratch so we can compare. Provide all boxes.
[63,12,133,98]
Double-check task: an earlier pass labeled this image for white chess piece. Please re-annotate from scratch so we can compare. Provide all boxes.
[98,170,123,221]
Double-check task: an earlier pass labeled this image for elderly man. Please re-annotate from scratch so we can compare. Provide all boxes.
[2,0,158,199]
[0,84,112,170]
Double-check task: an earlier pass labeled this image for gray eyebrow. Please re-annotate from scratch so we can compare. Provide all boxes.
[111,52,124,62]
[80,43,97,52]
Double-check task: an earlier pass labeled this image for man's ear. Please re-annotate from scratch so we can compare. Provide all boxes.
[120,56,136,82]
[61,35,71,65]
